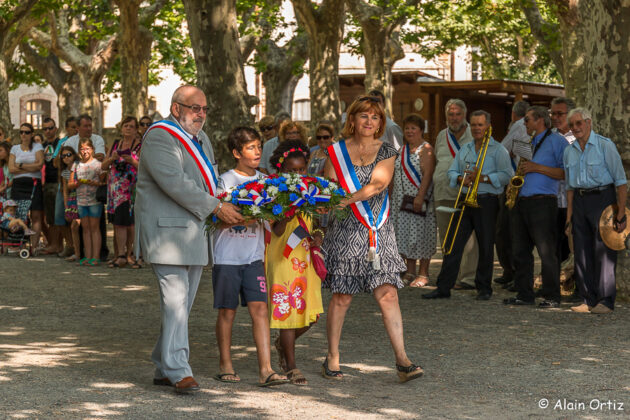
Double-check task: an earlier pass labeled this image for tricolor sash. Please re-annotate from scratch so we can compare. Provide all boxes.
[146,120,218,195]
[401,144,423,189]
[328,140,389,270]
[446,131,461,158]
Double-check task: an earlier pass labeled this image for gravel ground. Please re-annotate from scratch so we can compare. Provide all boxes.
[1,249,629,420]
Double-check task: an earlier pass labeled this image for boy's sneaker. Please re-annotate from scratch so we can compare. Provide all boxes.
[24,228,36,236]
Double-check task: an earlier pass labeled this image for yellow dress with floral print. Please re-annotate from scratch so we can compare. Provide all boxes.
[265,216,323,329]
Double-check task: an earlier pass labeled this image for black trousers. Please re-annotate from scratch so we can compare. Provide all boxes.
[437,195,499,295]
[495,193,514,281]
[556,207,570,263]
[511,196,560,302]
[572,186,617,309]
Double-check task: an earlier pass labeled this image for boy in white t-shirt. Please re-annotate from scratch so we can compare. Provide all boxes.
[212,127,288,387]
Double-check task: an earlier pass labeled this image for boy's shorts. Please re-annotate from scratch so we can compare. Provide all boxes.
[212,260,267,309]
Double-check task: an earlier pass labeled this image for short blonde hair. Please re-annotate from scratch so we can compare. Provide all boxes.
[278,121,308,144]
[341,96,386,139]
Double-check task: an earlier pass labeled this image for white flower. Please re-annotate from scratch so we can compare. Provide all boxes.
[323,187,332,194]
[239,189,248,197]
[267,186,279,196]
[250,205,261,215]
[289,184,297,192]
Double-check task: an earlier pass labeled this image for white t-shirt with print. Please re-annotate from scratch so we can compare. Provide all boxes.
[72,159,102,206]
[213,169,266,265]
[10,143,44,179]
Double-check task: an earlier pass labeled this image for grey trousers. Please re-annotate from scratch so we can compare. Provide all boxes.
[151,263,204,383]
[435,199,478,285]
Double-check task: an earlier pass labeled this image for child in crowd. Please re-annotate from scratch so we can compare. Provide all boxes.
[68,138,105,266]
[59,146,81,262]
[0,141,12,201]
[266,140,324,385]
[212,127,288,387]
[1,200,35,235]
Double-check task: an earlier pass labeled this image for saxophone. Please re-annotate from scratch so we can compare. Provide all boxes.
[505,157,526,209]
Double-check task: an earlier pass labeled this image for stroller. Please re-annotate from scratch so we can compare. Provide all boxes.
[0,181,37,259]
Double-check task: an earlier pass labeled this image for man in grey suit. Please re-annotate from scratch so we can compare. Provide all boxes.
[135,85,243,394]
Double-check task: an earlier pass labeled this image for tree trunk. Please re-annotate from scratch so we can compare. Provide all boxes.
[292,0,345,132]
[117,0,154,119]
[0,56,11,131]
[524,0,630,288]
[182,0,256,170]
[258,35,308,116]
[362,32,404,117]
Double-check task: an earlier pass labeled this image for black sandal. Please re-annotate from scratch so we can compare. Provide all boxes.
[108,255,127,268]
[396,363,424,383]
[321,357,343,380]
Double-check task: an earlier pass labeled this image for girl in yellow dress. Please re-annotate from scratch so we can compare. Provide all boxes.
[266,140,324,385]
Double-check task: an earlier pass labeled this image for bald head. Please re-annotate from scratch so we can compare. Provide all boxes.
[170,85,208,135]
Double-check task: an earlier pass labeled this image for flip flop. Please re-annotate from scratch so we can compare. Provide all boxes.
[257,373,289,387]
[213,372,240,383]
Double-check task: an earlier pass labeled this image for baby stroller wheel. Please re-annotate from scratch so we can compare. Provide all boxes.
[19,249,30,259]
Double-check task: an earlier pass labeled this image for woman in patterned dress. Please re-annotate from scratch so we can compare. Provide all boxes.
[321,96,423,383]
[391,114,436,287]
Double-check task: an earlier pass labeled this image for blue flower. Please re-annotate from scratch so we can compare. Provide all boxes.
[264,178,272,185]
[211,214,218,223]
[232,197,239,204]
[335,188,346,197]
[319,179,329,188]
[231,190,239,197]
[272,204,283,215]
[289,193,299,201]
[278,176,287,183]
[278,183,288,192]
[308,197,316,205]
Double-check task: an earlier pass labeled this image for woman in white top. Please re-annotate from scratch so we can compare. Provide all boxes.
[8,123,45,248]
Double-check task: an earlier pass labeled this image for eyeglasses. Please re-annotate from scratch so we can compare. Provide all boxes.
[139,122,151,127]
[549,111,568,117]
[177,102,209,114]
[43,126,56,131]
[523,117,530,123]
[61,153,74,158]
[20,130,32,135]
[261,125,274,131]
[568,119,587,129]
[316,135,331,140]
[358,96,382,104]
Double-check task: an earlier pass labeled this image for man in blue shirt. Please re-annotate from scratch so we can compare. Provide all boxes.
[564,108,627,314]
[504,106,568,308]
[423,110,513,301]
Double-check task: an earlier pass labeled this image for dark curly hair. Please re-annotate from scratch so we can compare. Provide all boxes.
[227,126,261,155]
[269,139,310,171]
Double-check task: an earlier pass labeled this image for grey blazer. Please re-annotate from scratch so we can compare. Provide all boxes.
[134,115,219,266]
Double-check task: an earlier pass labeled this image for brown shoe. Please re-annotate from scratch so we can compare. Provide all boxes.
[570,304,592,313]
[590,303,613,314]
[153,377,173,387]
[175,376,200,394]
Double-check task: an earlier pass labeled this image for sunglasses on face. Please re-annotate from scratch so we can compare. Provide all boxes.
[20,130,32,135]
[316,135,331,140]
[177,102,209,114]
[358,96,382,104]
[43,126,56,131]
[139,122,151,127]
[261,125,274,131]
[61,153,74,158]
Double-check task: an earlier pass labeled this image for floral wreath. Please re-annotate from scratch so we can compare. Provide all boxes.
[276,147,308,168]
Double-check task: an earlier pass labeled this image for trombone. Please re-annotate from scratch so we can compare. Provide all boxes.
[441,127,492,255]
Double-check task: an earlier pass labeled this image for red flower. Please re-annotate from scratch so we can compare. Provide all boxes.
[285,207,297,218]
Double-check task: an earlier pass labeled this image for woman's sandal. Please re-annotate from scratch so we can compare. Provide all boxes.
[409,275,429,288]
[87,258,99,266]
[396,363,424,383]
[401,272,415,285]
[213,372,240,383]
[76,257,88,266]
[321,358,343,380]
[286,368,308,386]
[108,255,127,268]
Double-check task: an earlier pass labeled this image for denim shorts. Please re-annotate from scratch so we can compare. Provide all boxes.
[78,204,103,218]
[54,187,67,226]
[212,260,267,309]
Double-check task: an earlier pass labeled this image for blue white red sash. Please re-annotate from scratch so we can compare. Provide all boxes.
[401,144,422,189]
[328,140,389,269]
[147,120,218,195]
[446,131,461,158]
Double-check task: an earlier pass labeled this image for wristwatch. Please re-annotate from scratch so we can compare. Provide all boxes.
[214,202,223,215]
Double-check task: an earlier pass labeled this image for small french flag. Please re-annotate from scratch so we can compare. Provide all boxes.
[283,224,309,258]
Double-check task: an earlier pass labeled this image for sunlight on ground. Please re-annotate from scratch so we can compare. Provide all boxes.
[378,408,419,418]
[91,382,136,389]
[8,409,40,419]
[174,407,206,412]
[90,272,110,276]
[341,362,392,373]
[580,357,603,362]
[120,285,149,292]
[0,341,116,370]
[0,306,28,311]
[0,327,24,336]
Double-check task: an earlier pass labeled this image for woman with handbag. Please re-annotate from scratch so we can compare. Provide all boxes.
[391,114,436,287]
